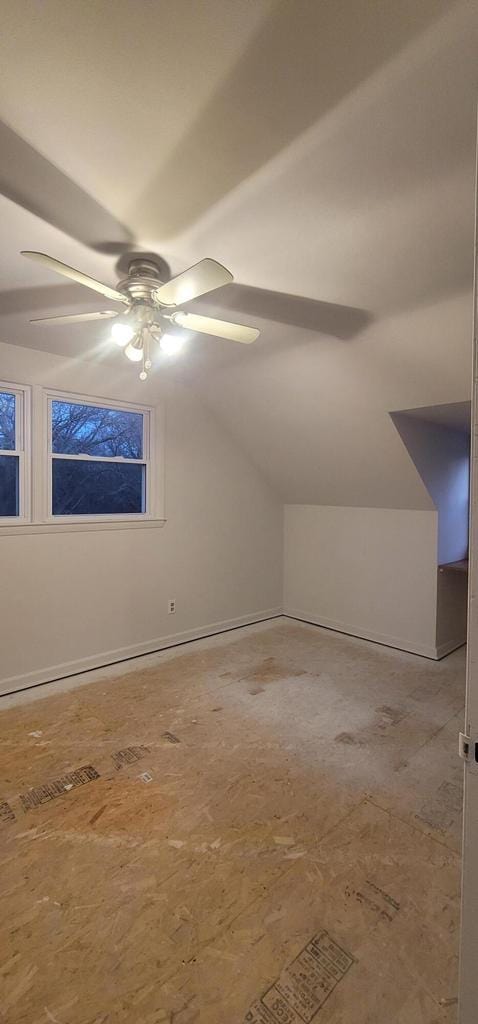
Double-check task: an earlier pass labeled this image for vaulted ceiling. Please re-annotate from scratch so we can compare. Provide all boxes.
[0,0,476,508]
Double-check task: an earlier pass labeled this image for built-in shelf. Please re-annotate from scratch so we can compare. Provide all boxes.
[439,559,469,575]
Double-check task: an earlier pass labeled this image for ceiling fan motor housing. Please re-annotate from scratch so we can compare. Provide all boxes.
[117,260,166,309]
[115,251,170,297]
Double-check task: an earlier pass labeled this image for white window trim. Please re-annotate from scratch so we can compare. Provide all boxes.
[0,384,166,535]
[43,387,160,524]
[0,381,31,527]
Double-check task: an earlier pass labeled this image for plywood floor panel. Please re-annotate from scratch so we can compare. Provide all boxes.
[0,621,465,1023]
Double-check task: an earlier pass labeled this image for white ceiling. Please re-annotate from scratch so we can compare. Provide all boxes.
[0,0,476,508]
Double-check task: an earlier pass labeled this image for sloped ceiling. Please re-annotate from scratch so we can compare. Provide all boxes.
[0,0,476,508]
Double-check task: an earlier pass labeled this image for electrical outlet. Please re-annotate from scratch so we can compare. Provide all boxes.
[168,599,176,614]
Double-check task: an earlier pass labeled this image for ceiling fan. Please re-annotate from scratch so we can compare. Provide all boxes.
[21,251,260,379]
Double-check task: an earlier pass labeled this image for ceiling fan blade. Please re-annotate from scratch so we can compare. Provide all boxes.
[155,259,233,307]
[30,310,118,325]
[1,123,133,253]
[21,252,128,304]
[193,283,372,340]
[172,311,259,344]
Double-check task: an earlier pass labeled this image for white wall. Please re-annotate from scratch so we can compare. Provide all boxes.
[0,342,283,693]
[0,339,468,690]
[199,291,472,511]
[283,504,439,658]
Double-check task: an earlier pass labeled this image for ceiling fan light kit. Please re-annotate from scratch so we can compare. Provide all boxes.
[111,307,138,346]
[124,335,144,362]
[111,320,135,346]
[159,333,185,356]
[21,250,260,380]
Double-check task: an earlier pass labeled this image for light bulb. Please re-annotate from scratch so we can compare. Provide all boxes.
[144,358,152,370]
[111,320,135,346]
[139,370,147,381]
[125,336,143,362]
[160,333,185,356]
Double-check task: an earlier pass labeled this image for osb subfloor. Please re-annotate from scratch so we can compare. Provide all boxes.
[0,619,466,1024]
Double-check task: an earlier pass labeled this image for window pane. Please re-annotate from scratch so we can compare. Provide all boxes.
[0,454,19,515]
[0,392,15,450]
[52,459,145,515]
[51,401,143,458]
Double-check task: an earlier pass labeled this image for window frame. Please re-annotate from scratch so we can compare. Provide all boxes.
[42,389,156,524]
[0,381,31,526]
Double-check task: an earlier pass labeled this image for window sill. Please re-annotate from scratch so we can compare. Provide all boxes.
[0,519,167,537]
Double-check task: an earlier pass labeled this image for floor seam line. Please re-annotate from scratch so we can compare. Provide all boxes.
[365,795,460,854]
[313,794,369,848]
[404,707,465,765]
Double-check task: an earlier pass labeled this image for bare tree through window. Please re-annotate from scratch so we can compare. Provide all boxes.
[51,400,145,515]
[0,392,15,450]
[0,392,18,516]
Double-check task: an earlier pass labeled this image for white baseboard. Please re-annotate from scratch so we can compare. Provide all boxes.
[0,608,282,696]
[2,605,464,696]
[435,636,467,660]
[283,607,441,660]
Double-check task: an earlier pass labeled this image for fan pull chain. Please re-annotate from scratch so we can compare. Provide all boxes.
[139,327,147,380]
[144,330,152,371]
[139,329,148,381]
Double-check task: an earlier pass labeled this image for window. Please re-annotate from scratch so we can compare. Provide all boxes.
[0,384,30,521]
[46,394,152,519]
[0,385,160,531]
